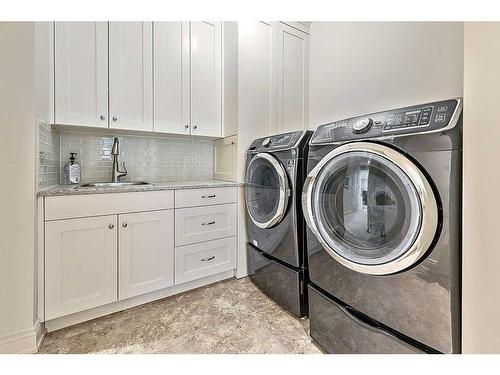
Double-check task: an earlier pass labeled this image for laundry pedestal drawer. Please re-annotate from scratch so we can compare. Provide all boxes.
[308,285,425,354]
[175,237,236,284]
[175,203,237,246]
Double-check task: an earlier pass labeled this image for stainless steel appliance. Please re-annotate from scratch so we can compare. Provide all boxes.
[302,99,462,353]
[245,130,312,317]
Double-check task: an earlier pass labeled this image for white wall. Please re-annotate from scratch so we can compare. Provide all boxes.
[463,22,500,354]
[309,22,464,127]
[0,22,38,353]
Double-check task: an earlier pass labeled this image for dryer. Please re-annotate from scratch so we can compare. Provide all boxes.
[302,99,462,353]
[245,130,312,317]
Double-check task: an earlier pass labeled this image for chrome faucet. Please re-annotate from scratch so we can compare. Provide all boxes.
[111,137,127,182]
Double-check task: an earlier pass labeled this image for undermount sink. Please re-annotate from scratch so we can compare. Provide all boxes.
[77,181,150,188]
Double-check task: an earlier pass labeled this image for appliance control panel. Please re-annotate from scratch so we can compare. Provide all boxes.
[310,99,461,145]
[248,131,306,152]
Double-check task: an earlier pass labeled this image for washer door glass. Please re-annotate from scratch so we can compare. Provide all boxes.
[312,151,422,266]
[245,153,289,228]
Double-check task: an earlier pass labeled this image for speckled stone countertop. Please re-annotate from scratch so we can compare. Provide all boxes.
[38,180,241,197]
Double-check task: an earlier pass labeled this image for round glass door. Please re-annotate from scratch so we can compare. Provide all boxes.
[245,153,289,229]
[303,142,438,275]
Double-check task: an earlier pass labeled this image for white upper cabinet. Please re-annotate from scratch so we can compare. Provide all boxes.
[109,22,153,132]
[54,22,108,127]
[154,22,190,135]
[238,21,277,138]
[190,22,222,137]
[49,21,232,137]
[238,21,309,138]
[276,22,309,133]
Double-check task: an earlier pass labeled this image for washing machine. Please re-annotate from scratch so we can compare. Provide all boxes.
[245,130,312,317]
[302,98,462,353]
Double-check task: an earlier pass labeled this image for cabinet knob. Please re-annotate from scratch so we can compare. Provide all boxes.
[184,124,189,129]
[193,125,198,130]
[122,222,128,228]
[100,115,106,120]
[108,224,114,229]
[112,116,118,122]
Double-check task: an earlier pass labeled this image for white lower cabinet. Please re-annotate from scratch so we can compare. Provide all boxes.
[118,210,174,300]
[175,237,236,284]
[43,187,237,326]
[45,215,118,320]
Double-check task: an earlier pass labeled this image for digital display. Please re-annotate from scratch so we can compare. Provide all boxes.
[393,110,421,126]
[383,107,433,131]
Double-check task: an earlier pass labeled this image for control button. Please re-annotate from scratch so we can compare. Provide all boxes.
[352,117,373,134]
[419,107,432,125]
[435,113,447,123]
[262,138,271,147]
[437,106,448,113]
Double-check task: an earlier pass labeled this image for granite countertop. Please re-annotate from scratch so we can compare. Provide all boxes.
[38,180,241,197]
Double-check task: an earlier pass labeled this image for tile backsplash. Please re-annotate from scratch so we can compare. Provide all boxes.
[59,131,214,183]
[37,119,60,189]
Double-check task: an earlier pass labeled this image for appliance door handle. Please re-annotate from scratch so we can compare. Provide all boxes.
[340,304,433,353]
[340,304,386,335]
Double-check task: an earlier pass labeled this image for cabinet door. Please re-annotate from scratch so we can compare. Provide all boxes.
[276,23,309,133]
[213,136,237,181]
[54,22,108,127]
[109,22,153,131]
[45,215,117,320]
[153,22,190,135]
[190,21,222,137]
[118,210,174,299]
[238,21,278,140]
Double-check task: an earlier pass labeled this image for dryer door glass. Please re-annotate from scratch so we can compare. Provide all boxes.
[245,153,289,229]
[312,151,422,266]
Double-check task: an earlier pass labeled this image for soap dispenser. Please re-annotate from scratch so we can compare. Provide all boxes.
[64,152,81,184]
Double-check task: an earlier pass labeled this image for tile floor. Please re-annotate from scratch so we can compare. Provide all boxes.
[39,277,321,354]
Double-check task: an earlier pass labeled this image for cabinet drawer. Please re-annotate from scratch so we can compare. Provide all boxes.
[45,190,174,221]
[175,187,237,208]
[175,237,236,284]
[175,203,237,246]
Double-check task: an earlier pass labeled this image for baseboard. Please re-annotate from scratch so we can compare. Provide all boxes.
[35,320,46,349]
[0,319,45,354]
[45,270,235,332]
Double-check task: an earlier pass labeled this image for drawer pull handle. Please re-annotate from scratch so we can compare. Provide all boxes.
[202,194,216,199]
[201,256,216,262]
[201,221,216,226]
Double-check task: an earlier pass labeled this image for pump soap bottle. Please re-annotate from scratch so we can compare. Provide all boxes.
[64,152,81,184]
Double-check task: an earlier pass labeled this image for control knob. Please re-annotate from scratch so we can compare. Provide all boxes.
[352,117,373,134]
